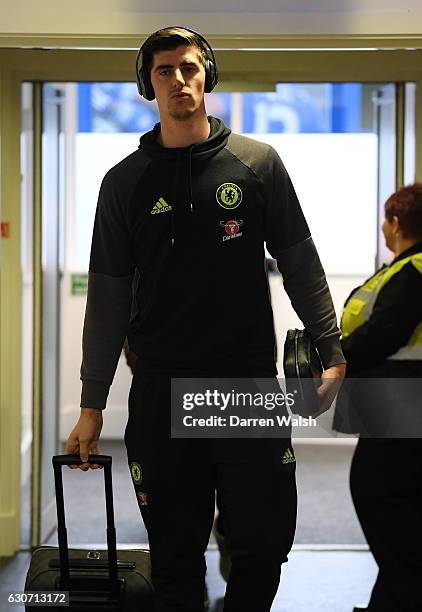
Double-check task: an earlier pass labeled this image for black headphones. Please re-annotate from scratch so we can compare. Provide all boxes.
[135,26,218,101]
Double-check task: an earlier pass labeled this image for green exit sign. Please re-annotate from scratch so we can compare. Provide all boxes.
[71,274,88,296]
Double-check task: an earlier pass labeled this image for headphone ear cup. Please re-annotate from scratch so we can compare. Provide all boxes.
[204,58,216,93]
[136,68,144,97]
[139,66,155,101]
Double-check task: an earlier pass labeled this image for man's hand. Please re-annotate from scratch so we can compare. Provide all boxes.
[64,408,104,471]
[313,363,346,417]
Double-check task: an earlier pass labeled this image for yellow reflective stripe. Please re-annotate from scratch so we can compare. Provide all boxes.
[408,322,422,347]
[377,252,422,293]
[410,253,422,275]
[341,252,422,339]
[360,268,388,292]
[390,320,422,358]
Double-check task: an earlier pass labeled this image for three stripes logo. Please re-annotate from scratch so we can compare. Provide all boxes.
[282,448,295,464]
[151,197,172,215]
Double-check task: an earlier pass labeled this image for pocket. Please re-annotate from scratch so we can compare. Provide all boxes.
[348,298,366,316]
[341,297,366,337]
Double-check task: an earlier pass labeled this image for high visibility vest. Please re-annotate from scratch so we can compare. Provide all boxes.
[340,252,422,361]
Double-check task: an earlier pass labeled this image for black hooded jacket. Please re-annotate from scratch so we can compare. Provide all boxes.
[80,116,344,409]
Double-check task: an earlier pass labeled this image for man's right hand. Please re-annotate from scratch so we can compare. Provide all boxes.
[64,408,104,471]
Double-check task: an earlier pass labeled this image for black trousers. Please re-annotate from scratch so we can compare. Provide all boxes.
[350,438,422,612]
[124,372,297,612]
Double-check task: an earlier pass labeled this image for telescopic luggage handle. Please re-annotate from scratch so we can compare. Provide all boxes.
[52,454,119,596]
[53,454,112,466]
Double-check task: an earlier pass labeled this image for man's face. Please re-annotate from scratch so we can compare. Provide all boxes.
[150,44,206,121]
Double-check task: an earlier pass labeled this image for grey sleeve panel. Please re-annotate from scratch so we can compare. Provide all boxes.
[226,135,310,250]
[273,237,346,369]
[80,271,134,409]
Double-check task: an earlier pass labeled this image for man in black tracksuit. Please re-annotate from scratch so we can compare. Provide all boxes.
[65,27,346,611]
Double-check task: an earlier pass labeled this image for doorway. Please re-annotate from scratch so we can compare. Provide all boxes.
[18,78,415,550]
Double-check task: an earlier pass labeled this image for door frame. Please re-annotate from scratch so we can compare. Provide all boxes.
[1,46,422,556]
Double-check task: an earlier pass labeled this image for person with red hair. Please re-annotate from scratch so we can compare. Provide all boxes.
[334,183,422,612]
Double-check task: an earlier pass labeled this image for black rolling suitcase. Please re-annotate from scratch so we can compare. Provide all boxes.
[24,454,154,611]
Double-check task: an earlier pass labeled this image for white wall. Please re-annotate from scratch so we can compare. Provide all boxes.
[2,0,422,43]
[59,284,133,442]
[72,132,378,276]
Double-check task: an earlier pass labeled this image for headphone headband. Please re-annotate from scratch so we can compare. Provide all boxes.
[135,26,218,101]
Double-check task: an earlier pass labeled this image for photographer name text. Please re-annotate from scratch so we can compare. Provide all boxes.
[182,415,316,428]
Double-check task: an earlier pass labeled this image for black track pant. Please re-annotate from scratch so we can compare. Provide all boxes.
[124,372,297,612]
[350,438,422,612]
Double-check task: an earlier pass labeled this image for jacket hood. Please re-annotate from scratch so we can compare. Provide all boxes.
[138,115,231,161]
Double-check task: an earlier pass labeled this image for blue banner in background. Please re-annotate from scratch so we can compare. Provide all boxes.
[78,82,364,134]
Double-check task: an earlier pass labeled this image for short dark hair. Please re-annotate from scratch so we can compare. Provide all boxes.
[385,182,422,240]
[142,27,208,76]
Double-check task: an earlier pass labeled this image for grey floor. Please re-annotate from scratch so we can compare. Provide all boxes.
[39,439,364,546]
[2,440,374,611]
[0,549,376,611]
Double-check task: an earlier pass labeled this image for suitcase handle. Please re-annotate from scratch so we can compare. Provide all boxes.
[49,557,136,570]
[52,454,119,599]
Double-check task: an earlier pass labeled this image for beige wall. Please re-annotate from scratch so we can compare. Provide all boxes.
[1,0,422,47]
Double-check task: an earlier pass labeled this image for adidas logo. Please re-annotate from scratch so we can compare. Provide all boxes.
[151,197,172,215]
[282,448,295,464]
